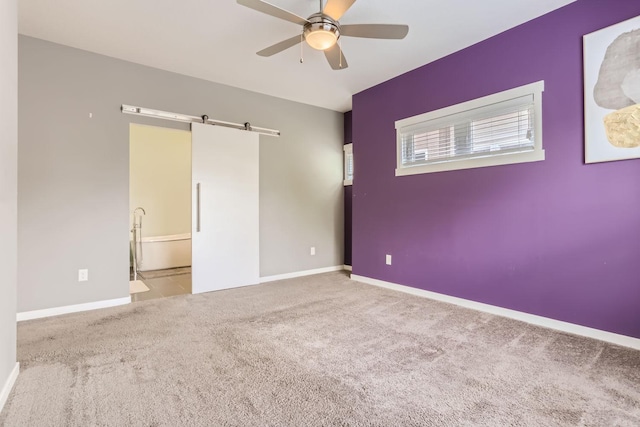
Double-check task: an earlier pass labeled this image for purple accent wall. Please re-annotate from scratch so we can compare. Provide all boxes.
[344,185,352,266]
[352,0,640,338]
[344,110,353,144]
[344,110,353,266]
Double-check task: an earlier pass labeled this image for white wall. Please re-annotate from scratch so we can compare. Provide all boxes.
[130,124,191,238]
[18,36,344,313]
[0,0,18,410]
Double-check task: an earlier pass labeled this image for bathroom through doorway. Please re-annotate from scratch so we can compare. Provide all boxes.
[129,123,192,302]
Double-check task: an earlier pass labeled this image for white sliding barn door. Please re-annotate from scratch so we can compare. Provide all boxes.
[191,122,259,294]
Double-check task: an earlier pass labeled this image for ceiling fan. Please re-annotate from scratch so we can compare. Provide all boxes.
[237,0,409,70]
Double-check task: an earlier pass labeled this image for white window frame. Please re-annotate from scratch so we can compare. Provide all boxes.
[395,81,545,176]
[344,143,353,186]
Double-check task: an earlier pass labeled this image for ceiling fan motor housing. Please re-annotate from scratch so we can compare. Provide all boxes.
[303,13,341,50]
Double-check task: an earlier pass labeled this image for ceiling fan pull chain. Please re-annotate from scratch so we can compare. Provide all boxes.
[339,39,343,69]
[300,32,304,63]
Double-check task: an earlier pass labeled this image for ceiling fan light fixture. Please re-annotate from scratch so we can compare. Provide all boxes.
[305,28,338,50]
[303,14,340,51]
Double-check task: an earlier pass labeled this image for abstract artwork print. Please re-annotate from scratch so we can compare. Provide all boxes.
[584,15,640,163]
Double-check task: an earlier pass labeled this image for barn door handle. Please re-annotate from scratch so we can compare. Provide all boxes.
[196,183,201,233]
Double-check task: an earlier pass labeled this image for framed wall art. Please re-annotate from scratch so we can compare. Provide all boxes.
[584,15,640,163]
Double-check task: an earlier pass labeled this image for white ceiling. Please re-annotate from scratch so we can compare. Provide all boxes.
[19,0,576,112]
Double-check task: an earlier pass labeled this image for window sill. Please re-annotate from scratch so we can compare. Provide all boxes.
[395,149,545,176]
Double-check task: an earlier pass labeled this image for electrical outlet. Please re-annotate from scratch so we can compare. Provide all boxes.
[78,269,88,282]
[385,255,392,265]
[310,246,316,256]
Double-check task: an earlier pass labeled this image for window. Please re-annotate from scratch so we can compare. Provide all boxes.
[395,81,545,176]
[344,143,353,186]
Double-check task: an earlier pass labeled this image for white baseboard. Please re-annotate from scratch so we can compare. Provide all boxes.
[351,274,640,351]
[0,363,19,413]
[260,265,346,283]
[17,297,131,322]
[343,265,352,271]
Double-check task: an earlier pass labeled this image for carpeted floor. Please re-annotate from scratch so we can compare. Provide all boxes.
[2,272,640,426]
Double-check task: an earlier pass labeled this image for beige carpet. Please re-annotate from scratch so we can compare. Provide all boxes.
[2,272,639,426]
[129,280,150,294]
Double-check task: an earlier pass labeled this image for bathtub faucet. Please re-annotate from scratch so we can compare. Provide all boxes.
[132,207,145,231]
[131,207,146,279]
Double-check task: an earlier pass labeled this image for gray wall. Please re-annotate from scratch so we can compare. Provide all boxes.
[18,36,344,313]
[0,0,18,398]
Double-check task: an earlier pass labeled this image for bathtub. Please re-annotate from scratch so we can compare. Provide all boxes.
[134,233,191,272]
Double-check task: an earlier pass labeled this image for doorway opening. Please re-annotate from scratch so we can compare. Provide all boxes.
[129,123,192,302]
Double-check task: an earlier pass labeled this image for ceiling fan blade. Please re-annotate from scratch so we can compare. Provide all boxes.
[237,0,308,26]
[340,24,409,39]
[324,44,348,70]
[257,35,302,57]
[323,0,357,21]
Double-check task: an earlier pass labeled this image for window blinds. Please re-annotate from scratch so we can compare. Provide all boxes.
[346,153,354,181]
[399,95,536,167]
[344,143,353,185]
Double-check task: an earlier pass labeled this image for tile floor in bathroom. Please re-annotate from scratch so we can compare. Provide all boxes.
[130,267,191,302]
